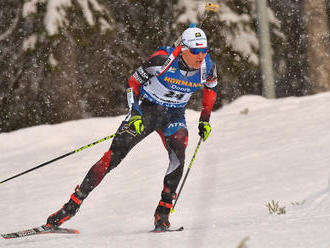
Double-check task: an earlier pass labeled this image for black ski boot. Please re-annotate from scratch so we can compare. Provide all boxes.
[154,191,176,231]
[46,185,86,228]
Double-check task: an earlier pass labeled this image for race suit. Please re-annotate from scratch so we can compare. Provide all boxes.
[78,45,218,201]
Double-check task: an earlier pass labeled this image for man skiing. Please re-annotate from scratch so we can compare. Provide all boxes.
[46,26,218,231]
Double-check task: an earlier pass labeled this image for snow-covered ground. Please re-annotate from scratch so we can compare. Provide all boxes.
[0,92,330,248]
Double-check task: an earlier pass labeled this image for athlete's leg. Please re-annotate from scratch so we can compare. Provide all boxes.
[78,101,162,195]
[154,127,188,229]
[78,121,152,195]
[162,128,188,193]
[47,102,159,228]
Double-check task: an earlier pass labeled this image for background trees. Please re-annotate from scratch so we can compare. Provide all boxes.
[0,0,329,132]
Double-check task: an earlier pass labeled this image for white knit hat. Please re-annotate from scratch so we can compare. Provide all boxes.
[181,27,207,49]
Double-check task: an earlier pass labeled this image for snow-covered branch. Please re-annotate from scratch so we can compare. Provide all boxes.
[0,9,20,41]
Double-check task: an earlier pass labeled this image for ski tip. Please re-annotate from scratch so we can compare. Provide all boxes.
[1,225,80,239]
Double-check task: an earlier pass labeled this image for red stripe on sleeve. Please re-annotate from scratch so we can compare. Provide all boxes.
[200,88,217,122]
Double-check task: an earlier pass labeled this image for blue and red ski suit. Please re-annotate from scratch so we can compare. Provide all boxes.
[78,45,217,213]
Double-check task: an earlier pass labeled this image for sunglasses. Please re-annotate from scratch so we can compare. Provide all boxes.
[189,47,208,55]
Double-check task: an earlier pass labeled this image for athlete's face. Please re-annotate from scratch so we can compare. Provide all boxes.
[182,47,207,69]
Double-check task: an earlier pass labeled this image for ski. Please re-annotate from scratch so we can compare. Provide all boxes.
[1,225,79,239]
[151,226,184,233]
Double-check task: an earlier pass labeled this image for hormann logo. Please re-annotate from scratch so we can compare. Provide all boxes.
[164,76,202,88]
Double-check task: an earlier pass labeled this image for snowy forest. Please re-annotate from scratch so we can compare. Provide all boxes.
[0,0,329,132]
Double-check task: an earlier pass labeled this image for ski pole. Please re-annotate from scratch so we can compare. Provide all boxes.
[174,2,219,47]
[200,2,220,28]
[171,137,203,213]
[0,133,116,184]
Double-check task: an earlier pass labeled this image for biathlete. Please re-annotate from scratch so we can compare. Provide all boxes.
[46,26,218,231]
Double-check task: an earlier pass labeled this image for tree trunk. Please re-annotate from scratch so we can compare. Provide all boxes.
[303,0,330,93]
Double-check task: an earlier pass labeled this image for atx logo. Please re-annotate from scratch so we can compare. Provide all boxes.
[168,122,186,128]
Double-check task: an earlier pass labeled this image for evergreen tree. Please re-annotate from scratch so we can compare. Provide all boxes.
[269,0,311,97]
[188,0,284,107]
[0,0,115,131]
[1,0,324,132]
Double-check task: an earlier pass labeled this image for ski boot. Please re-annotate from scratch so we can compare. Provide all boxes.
[46,185,86,228]
[153,191,176,231]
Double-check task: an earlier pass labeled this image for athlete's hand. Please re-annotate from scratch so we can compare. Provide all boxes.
[198,121,211,141]
[129,115,144,135]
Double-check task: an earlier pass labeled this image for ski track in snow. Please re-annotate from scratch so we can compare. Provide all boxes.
[0,93,330,248]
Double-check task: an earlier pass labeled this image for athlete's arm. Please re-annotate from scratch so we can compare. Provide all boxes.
[128,50,169,96]
[200,63,218,122]
[127,49,169,115]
